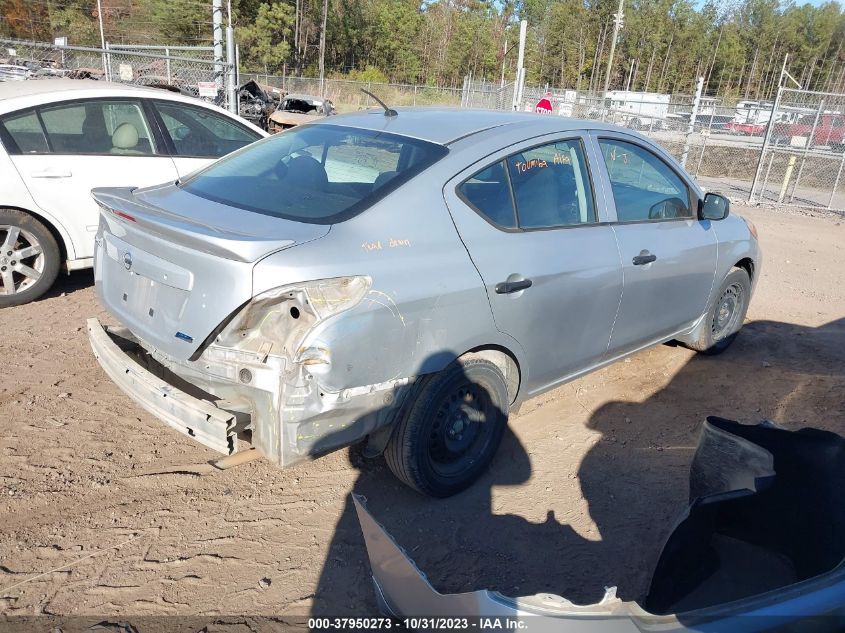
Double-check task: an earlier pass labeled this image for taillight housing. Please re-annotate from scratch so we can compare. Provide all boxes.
[214,276,371,367]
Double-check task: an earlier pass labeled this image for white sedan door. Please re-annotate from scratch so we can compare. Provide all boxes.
[4,99,178,261]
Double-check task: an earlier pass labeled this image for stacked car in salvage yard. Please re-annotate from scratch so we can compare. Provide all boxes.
[2,97,845,630]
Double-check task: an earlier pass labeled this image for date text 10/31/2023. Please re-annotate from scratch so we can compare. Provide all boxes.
[308,617,529,630]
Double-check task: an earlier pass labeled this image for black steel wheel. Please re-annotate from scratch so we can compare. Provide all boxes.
[385,357,509,497]
[685,267,751,355]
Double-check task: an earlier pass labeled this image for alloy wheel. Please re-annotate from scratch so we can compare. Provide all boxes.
[0,225,45,296]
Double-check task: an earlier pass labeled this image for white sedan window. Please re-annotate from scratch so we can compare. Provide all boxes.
[38,100,156,155]
[1,110,48,153]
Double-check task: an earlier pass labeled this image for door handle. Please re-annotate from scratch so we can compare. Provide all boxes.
[495,278,533,294]
[30,169,72,178]
[632,251,657,266]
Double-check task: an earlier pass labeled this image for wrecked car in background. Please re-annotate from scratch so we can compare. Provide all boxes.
[354,417,845,630]
[0,64,31,81]
[238,79,282,131]
[87,109,759,497]
[268,93,335,131]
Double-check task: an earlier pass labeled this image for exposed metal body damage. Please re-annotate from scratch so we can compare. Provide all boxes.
[268,93,336,131]
[88,307,415,466]
[353,418,845,630]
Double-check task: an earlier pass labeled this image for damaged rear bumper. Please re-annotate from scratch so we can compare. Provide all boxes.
[88,317,411,467]
[87,318,238,455]
[353,417,845,631]
[353,495,845,631]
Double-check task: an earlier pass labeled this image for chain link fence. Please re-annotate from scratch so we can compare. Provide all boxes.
[0,38,234,109]
[461,78,845,214]
[748,88,845,212]
[3,39,843,213]
[239,73,468,111]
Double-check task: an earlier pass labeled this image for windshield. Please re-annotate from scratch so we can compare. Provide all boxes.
[282,98,320,113]
[182,124,447,224]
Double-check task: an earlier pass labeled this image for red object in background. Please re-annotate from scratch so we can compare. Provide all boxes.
[784,114,845,148]
[535,93,553,114]
[724,121,766,136]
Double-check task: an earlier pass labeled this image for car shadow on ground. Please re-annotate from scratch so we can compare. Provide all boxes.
[40,269,93,301]
[308,317,845,615]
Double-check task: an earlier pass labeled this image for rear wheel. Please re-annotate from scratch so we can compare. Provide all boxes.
[0,209,60,308]
[686,268,751,355]
[385,357,509,497]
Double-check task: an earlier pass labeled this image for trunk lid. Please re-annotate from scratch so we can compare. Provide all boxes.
[92,184,329,361]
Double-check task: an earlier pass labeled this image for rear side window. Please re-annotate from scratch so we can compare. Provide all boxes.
[154,101,259,158]
[599,139,691,221]
[458,161,516,228]
[0,110,48,153]
[0,100,155,155]
[458,138,595,230]
[39,100,156,155]
[182,124,448,224]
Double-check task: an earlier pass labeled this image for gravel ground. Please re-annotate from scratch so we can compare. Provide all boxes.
[1,204,844,619]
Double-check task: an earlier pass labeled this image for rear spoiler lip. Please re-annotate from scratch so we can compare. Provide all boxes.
[91,186,297,263]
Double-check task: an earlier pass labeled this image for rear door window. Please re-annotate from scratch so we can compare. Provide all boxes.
[507,140,595,229]
[458,138,595,230]
[38,100,156,155]
[153,100,260,158]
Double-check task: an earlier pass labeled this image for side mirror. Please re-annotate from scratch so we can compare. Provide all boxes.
[649,197,689,219]
[699,192,730,221]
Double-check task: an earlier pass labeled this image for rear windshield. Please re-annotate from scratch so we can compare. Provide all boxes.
[182,124,447,224]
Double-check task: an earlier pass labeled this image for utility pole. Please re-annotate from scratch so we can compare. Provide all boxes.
[681,76,704,169]
[226,0,237,114]
[212,0,224,94]
[500,37,507,88]
[512,19,527,110]
[294,0,301,76]
[603,0,625,95]
[96,0,108,79]
[318,0,328,97]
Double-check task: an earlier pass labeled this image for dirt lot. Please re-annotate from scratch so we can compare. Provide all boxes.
[1,204,844,620]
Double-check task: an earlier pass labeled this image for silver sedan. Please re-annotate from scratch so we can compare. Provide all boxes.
[87,108,760,497]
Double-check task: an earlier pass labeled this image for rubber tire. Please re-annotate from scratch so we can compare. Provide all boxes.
[0,209,61,308]
[385,358,509,497]
[686,268,751,355]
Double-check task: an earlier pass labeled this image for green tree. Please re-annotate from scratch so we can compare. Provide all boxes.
[48,0,99,46]
[237,1,295,73]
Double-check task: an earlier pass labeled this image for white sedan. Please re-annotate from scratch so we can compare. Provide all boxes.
[0,79,267,306]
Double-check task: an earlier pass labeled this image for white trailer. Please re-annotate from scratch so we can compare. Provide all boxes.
[603,90,671,129]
